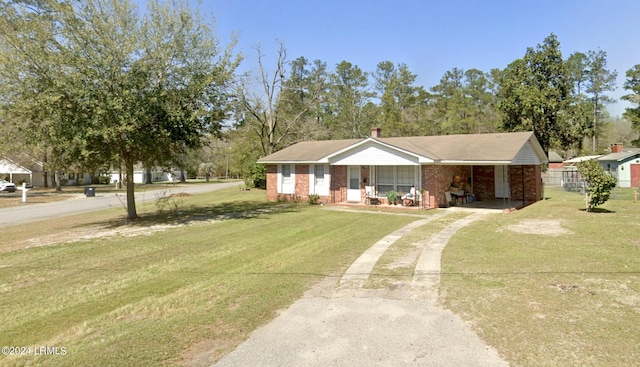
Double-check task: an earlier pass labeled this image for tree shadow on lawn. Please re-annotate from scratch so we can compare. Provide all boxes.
[80,200,300,229]
[579,207,615,214]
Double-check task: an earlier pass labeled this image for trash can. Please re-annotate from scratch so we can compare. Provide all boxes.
[85,186,96,197]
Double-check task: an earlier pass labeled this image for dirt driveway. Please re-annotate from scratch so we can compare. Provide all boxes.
[212,210,509,367]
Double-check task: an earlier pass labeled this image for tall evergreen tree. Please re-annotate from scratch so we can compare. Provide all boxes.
[622,64,640,144]
[497,34,579,154]
[327,61,374,138]
[373,61,423,136]
[585,49,617,151]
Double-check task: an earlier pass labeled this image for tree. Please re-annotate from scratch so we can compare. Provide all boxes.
[497,34,580,155]
[0,0,82,191]
[0,0,240,219]
[622,65,640,141]
[430,67,500,134]
[373,61,424,136]
[326,61,374,138]
[577,159,617,211]
[235,43,287,156]
[602,116,638,148]
[235,43,331,155]
[585,49,617,151]
[279,57,331,142]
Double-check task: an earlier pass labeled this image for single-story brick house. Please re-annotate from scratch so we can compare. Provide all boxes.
[257,128,548,208]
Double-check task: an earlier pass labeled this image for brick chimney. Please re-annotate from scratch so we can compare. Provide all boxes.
[370,127,381,138]
[611,143,623,153]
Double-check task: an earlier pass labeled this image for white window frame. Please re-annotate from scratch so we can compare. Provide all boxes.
[375,165,418,194]
[309,164,329,196]
[277,164,295,194]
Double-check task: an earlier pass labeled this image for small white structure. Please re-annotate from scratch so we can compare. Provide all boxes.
[0,157,32,185]
[109,166,184,184]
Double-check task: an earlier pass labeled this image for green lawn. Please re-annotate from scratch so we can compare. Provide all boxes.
[0,188,417,366]
[4,185,639,366]
[441,187,640,367]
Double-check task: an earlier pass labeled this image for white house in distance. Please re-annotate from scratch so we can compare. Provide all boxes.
[109,166,184,184]
[0,156,45,186]
[598,143,640,188]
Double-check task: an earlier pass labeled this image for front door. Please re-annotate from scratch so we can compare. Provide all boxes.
[347,166,361,202]
[494,165,510,198]
[631,164,640,187]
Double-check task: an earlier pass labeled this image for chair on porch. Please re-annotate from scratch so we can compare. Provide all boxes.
[401,186,417,206]
[445,191,465,206]
[365,186,379,205]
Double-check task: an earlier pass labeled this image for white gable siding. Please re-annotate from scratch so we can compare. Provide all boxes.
[330,142,419,166]
[512,142,542,165]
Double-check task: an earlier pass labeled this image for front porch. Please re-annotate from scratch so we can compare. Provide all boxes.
[336,196,530,212]
[329,163,541,209]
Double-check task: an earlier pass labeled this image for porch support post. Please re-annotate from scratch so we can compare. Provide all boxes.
[330,165,335,204]
[522,165,525,206]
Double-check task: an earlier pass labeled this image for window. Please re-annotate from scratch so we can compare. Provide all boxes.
[282,164,292,184]
[396,166,413,193]
[278,164,295,194]
[348,166,360,190]
[376,166,415,194]
[315,165,325,186]
[377,166,394,194]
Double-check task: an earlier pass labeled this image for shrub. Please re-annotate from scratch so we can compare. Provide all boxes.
[308,193,320,205]
[577,159,617,211]
[386,190,398,204]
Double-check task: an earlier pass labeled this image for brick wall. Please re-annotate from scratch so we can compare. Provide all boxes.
[472,165,542,203]
[295,165,310,201]
[473,166,495,201]
[509,165,542,203]
[266,165,277,201]
[422,165,472,207]
[331,165,348,203]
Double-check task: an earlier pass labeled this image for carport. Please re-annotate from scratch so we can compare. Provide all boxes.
[0,157,32,184]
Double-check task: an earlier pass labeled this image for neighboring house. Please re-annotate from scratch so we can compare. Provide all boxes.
[0,156,46,187]
[542,151,566,187]
[257,128,548,208]
[109,166,184,184]
[543,154,602,191]
[547,151,565,169]
[598,143,640,188]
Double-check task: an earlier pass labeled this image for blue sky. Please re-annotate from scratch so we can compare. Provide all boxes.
[189,0,638,117]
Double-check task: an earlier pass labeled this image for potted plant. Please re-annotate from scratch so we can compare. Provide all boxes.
[386,190,398,205]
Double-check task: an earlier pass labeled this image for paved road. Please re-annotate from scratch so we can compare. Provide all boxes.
[0,181,243,228]
[213,210,509,367]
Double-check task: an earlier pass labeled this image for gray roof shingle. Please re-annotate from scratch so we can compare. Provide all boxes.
[258,131,544,164]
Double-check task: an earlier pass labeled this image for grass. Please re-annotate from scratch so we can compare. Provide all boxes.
[366,212,469,289]
[0,187,417,366]
[441,186,640,367]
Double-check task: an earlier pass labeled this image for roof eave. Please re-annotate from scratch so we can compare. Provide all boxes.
[439,160,513,165]
[256,160,326,164]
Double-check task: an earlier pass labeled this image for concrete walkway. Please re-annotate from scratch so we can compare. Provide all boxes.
[213,210,509,367]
